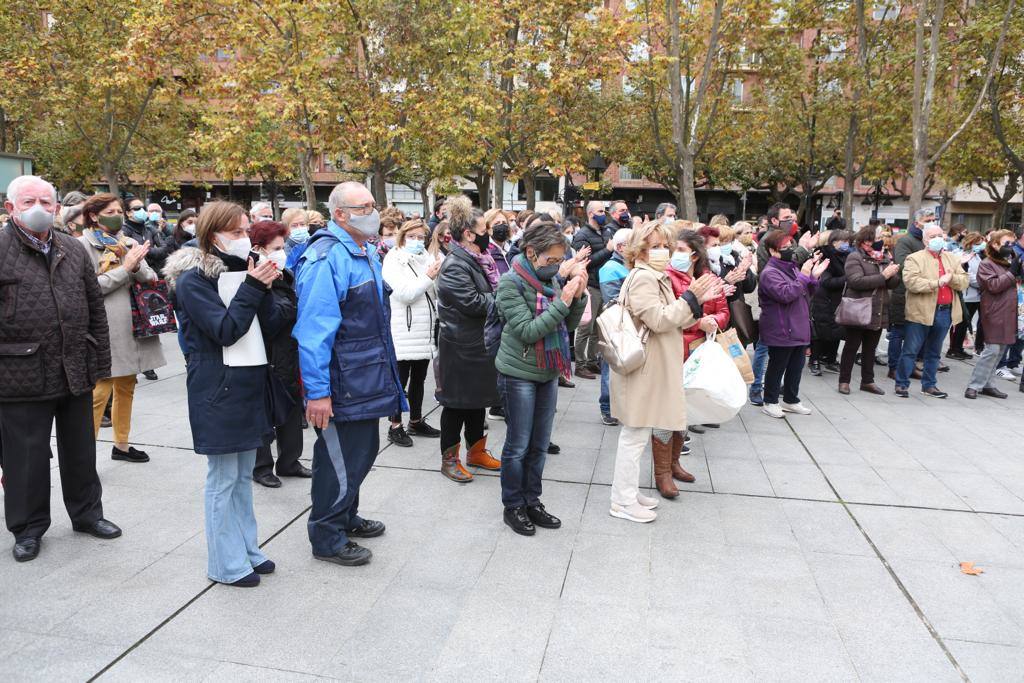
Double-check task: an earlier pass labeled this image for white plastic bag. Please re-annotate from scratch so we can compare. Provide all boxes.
[682,331,746,425]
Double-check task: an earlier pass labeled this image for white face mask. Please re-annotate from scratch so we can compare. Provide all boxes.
[266,249,287,269]
[218,234,252,259]
[182,222,196,236]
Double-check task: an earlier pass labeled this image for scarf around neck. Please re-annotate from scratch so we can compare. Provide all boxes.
[512,254,572,380]
[88,227,131,274]
[454,242,499,290]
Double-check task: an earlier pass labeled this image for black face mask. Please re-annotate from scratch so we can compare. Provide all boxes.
[472,231,490,252]
[871,240,884,251]
[779,247,796,262]
[492,224,510,242]
[998,245,1014,259]
[535,262,560,282]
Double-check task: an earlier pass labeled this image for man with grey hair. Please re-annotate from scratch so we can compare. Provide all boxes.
[887,207,933,379]
[250,201,274,222]
[894,221,968,398]
[293,181,405,567]
[0,175,121,562]
[655,202,676,221]
[571,200,614,377]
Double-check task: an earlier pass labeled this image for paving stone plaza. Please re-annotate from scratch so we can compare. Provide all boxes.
[2,342,1023,681]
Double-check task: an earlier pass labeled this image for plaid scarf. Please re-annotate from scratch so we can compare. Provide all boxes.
[453,242,499,290]
[87,227,130,274]
[512,254,572,380]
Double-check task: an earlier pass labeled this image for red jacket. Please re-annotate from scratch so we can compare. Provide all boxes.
[666,267,730,359]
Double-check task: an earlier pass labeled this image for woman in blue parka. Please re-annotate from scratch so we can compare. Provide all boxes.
[163,200,285,588]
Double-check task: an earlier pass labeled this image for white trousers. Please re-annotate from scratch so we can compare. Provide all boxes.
[611,426,652,506]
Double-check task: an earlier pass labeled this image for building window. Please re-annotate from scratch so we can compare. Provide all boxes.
[619,165,642,181]
[952,213,992,233]
[731,79,744,104]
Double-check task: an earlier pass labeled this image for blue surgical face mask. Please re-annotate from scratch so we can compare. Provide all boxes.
[290,228,310,243]
[927,236,946,253]
[670,252,692,272]
[383,237,396,249]
[148,211,161,222]
[972,243,985,253]
[836,243,851,253]
[405,238,425,255]
[131,208,147,223]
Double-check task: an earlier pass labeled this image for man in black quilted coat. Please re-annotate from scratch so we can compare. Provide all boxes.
[0,175,122,562]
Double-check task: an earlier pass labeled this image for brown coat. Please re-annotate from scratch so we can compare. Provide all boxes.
[843,249,900,330]
[977,258,1018,345]
[610,263,700,431]
[0,224,111,401]
[902,249,969,326]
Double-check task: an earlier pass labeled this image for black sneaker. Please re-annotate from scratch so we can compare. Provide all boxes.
[688,425,705,434]
[112,446,149,463]
[347,519,386,538]
[809,360,822,376]
[314,542,372,566]
[100,415,112,428]
[503,507,536,536]
[225,571,260,587]
[547,442,560,455]
[489,406,506,420]
[680,443,691,456]
[387,424,413,447]
[253,559,276,575]
[526,504,561,529]
[408,419,440,437]
[946,350,972,360]
[684,434,692,446]
[894,386,909,398]
[142,369,158,381]
[822,362,840,374]
[921,387,948,399]
[601,414,620,426]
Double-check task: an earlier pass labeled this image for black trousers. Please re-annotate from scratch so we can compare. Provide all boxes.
[440,407,485,452]
[839,327,883,384]
[0,392,104,540]
[254,403,304,477]
[950,301,982,353]
[391,359,430,423]
[764,345,807,405]
[811,338,840,364]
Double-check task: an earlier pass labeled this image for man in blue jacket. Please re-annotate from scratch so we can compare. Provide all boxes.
[294,181,407,567]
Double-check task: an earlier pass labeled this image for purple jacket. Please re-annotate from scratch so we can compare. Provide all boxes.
[758,257,818,347]
[487,242,512,275]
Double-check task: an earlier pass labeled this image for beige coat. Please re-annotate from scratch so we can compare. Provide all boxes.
[79,230,166,378]
[902,249,968,326]
[610,263,700,431]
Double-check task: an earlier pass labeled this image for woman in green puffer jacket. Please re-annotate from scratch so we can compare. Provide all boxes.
[495,220,589,537]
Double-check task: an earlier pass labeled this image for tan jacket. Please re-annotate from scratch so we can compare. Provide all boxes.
[79,231,166,378]
[610,263,699,431]
[902,249,968,326]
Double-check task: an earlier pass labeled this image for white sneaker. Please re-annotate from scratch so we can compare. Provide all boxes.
[761,403,784,419]
[782,402,812,415]
[996,368,1016,381]
[636,493,659,510]
[1011,367,1023,377]
[610,502,657,523]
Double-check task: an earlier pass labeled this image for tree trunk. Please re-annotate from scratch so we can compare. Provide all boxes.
[420,183,431,218]
[842,117,857,228]
[472,173,492,210]
[103,160,119,198]
[908,0,943,219]
[297,145,317,210]
[267,178,280,219]
[371,165,388,208]
[666,0,690,219]
[993,172,1021,230]
[493,159,505,209]
[524,171,537,210]
[680,153,698,220]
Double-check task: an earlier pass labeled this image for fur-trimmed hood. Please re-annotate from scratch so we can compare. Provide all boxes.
[162,247,228,290]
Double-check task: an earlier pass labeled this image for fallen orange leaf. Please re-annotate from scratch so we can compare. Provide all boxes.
[960,562,984,575]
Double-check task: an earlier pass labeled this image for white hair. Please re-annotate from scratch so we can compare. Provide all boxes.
[586,200,605,216]
[5,175,56,205]
[249,201,271,219]
[327,181,369,216]
[611,228,632,248]
[923,223,945,239]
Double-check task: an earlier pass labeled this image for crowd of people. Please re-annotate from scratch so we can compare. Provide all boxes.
[2,173,1022,583]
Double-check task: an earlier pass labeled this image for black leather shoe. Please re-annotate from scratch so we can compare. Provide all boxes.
[547,442,560,455]
[921,387,948,399]
[253,559,276,575]
[526,504,561,529]
[574,367,596,380]
[112,445,149,463]
[72,519,122,539]
[558,376,576,388]
[688,425,706,434]
[981,386,1008,399]
[278,464,312,478]
[601,414,620,426]
[408,419,440,437]
[347,519,385,538]
[225,571,260,587]
[388,424,414,447]
[100,415,112,428]
[895,386,909,398]
[254,472,282,488]
[937,364,950,373]
[702,423,720,429]
[314,541,372,566]
[13,537,40,562]
[503,507,536,536]
[964,388,978,399]
[142,369,159,380]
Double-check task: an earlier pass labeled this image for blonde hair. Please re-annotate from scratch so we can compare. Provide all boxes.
[396,218,428,247]
[483,208,506,228]
[732,220,754,234]
[623,220,674,268]
[717,224,736,243]
[428,220,450,257]
[708,214,729,227]
[306,210,325,226]
[280,207,307,230]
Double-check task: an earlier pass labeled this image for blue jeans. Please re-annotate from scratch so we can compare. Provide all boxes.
[996,338,1024,369]
[498,373,557,509]
[308,418,378,556]
[887,324,904,371]
[749,341,770,395]
[896,306,952,390]
[599,359,611,416]
[205,449,267,583]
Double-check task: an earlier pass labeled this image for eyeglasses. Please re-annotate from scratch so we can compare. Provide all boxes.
[342,203,378,216]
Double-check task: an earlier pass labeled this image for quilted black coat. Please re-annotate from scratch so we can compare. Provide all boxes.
[0,224,111,402]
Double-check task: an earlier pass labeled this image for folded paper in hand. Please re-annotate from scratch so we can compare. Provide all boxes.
[217,272,267,367]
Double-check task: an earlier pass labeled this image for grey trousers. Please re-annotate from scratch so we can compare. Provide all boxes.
[968,343,1006,391]
[574,285,603,365]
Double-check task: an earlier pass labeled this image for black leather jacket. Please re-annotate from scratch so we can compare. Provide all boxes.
[572,223,615,289]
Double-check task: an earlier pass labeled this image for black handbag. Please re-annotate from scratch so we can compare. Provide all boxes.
[727,297,756,347]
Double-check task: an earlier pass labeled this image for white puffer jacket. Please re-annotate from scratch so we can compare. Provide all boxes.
[382,247,439,361]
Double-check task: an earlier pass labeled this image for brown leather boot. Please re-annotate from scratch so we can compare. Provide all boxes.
[652,436,679,499]
[670,431,695,483]
[466,437,501,470]
[441,444,473,483]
